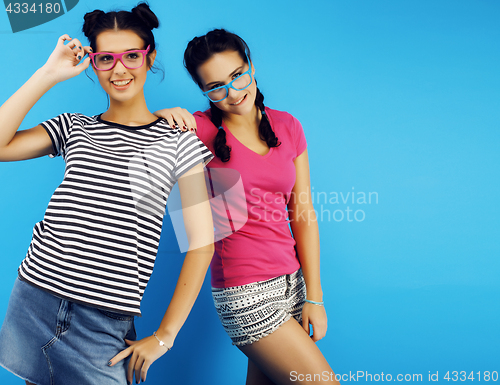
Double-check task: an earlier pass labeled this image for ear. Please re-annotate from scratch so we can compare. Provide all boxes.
[250,60,255,75]
[147,49,157,70]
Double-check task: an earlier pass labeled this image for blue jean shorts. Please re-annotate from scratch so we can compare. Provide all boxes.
[0,277,136,385]
[212,269,306,347]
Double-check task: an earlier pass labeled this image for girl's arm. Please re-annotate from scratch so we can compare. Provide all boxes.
[110,162,214,384]
[0,35,90,161]
[288,149,328,342]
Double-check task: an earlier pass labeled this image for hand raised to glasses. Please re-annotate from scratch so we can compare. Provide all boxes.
[40,34,92,84]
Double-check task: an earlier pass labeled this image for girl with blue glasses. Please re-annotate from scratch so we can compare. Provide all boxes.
[157,29,341,384]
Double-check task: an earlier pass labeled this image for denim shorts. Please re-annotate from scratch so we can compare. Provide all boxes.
[0,277,136,385]
[212,269,306,346]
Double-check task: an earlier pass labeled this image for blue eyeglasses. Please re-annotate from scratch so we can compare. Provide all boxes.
[202,54,253,103]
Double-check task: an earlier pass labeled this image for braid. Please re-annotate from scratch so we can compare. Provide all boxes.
[210,89,279,163]
[255,88,281,148]
[210,102,231,162]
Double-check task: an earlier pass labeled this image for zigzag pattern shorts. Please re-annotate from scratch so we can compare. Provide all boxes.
[212,269,306,346]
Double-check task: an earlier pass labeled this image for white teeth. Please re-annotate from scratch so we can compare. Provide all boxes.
[112,80,131,86]
[232,95,245,105]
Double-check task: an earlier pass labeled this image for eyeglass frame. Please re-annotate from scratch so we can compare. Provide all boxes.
[201,53,254,103]
[89,45,151,71]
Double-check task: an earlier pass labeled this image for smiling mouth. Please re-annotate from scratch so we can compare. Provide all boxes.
[111,79,132,86]
[231,95,246,106]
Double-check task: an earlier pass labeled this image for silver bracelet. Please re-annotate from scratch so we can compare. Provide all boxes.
[153,331,171,351]
[305,298,324,306]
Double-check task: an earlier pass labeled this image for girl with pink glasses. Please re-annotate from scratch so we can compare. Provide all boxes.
[0,3,213,385]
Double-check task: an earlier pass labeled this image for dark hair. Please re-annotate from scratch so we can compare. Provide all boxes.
[82,2,159,71]
[184,29,280,162]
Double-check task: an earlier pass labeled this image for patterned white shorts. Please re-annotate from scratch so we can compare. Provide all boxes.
[211,269,306,346]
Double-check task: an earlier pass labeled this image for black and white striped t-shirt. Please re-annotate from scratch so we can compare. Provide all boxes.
[18,113,213,315]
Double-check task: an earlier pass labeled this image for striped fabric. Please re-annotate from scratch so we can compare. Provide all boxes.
[18,113,213,315]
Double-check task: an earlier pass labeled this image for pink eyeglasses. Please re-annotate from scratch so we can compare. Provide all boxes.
[89,45,150,71]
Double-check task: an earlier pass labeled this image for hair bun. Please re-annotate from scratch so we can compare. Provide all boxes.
[82,9,105,38]
[131,3,159,30]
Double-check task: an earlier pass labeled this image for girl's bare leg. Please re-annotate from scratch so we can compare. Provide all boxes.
[239,318,340,385]
[246,358,276,385]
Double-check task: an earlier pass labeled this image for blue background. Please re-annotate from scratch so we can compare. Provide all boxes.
[1,0,499,384]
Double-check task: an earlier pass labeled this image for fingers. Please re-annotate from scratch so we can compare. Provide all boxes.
[68,41,91,73]
[141,361,151,382]
[110,339,136,380]
[108,345,133,367]
[166,107,187,130]
[67,38,85,60]
[311,324,327,342]
[309,315,328,342]
[161,111,178,131]
[175,108,197,132]
[114,337,166,384]
[127,352,149,384]
[127,352,136,384]
[311,324,322,342]
[154,108,197,133]
[302,304,328,342]
[134,355,145,384]
[135,357,152,383]
[75,46,93,72]
[74,57,91,74]
[177,108,197,132]
[57,34,71,46]
[127,354,151,384]
[58,37,85,64]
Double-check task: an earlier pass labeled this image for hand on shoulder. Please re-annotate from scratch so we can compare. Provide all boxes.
[154,107,197,133]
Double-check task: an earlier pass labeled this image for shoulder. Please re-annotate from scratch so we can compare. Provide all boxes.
[265,107,301,127]
[193,109,218,144]
[265,107,303,136]
[41,112,97,130]
[266,107,307,154]
[150,117,177,132]
[193,109,213,125]
[65,112,100,126]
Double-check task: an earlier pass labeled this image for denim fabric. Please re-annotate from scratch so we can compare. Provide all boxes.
[0,278,136,385]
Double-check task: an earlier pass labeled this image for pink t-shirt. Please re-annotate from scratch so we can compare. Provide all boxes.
[194,107,307,288]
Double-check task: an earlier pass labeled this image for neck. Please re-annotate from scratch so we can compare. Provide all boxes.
[223,105,262,132]
[101,92,156,126]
